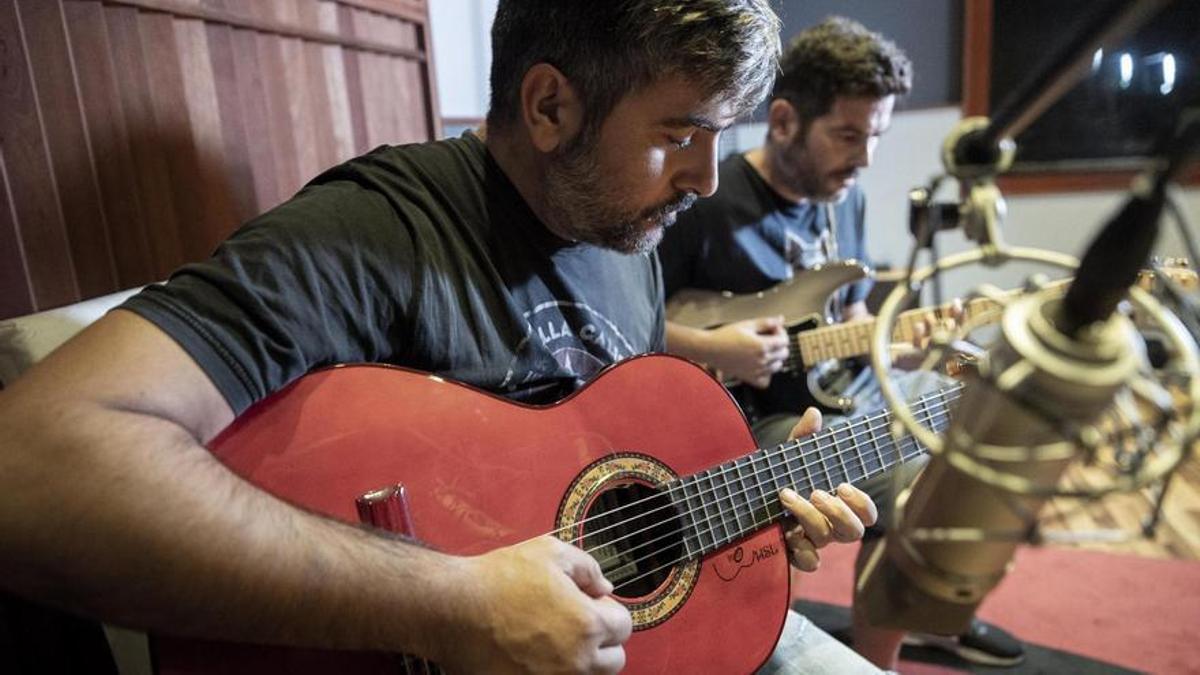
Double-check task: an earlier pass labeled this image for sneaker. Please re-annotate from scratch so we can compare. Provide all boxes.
[903,619,1026,667]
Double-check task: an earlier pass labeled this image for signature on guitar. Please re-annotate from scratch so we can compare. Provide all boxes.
[712,542,783,582]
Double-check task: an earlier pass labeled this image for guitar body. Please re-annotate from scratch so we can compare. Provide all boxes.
[153,355,790,674]
[665,260,868,330]
[667,262,870,422]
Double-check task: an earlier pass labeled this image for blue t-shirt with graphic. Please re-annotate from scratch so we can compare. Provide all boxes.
[659,152,871,315]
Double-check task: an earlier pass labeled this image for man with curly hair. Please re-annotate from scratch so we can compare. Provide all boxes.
[659,16,1027,670]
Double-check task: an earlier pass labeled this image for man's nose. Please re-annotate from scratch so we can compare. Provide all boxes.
[675,134,721,198]
[855,137,879,168]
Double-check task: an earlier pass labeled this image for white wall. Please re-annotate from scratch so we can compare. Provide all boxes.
[731,108,1200,300]
[428,0,497,121]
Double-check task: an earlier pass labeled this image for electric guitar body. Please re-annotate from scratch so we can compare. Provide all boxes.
[665,260,867,331]
[666,261,870,420]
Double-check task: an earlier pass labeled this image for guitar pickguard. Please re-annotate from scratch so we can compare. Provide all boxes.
[666,260,868,329]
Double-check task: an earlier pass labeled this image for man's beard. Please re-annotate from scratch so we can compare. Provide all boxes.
[542,137,696,254]
[778,139,853,203]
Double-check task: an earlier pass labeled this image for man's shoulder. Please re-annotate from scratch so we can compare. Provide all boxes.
[317,134,486,190]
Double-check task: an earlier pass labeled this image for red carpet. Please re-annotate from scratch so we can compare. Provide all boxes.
[790,543,1200,674]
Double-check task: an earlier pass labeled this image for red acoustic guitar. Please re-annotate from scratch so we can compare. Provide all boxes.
[153,354,956,674]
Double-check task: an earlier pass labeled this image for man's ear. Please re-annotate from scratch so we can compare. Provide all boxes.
[767,98,801,145]
[519,63,584,153]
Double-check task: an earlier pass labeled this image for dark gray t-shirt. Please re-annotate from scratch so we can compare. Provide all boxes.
[121,133,665,414]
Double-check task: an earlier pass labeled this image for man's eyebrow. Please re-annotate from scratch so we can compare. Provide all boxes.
[829,122,868,133]
[659,114,734,133]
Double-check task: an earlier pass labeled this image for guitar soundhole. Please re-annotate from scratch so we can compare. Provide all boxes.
[582,482,685,599]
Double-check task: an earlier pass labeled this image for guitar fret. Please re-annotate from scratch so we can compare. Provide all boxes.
[691,476,721,553]
[907,395,935,460]
[738,460,760,534]
[815,442,833,493]
[666,483,698,560]
[854,427,870,483]
[871,418,888,478]
[726,460,749,539]
[792,438,818,496]
[838,328,854,354]
[783,442,803,497]
[761,449,788,520]
[679,384,967,560]
[834,425,856,485]
[704,470,733,547]
[747,455,773,529]
[825,428,850,489]
[733,457,755,534]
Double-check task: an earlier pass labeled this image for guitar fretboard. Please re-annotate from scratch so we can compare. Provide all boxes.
[795,299,1001,368]
[666,385,960,560]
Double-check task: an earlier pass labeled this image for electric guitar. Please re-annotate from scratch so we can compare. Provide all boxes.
[666,264,1083,419]
[151,354,959,674]
[667,261,969,417]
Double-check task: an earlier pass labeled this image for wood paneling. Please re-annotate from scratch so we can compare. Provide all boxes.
[0,0,439,318]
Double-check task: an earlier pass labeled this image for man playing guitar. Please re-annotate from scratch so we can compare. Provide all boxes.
[658,17,1026,670]
[0,3,884,673]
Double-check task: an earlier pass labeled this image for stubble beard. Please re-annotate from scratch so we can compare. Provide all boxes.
[779,138,850,203]
[542,136,696,254]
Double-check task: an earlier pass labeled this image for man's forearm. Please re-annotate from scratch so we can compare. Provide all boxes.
[665,321,717,364]
[0,395,464,657]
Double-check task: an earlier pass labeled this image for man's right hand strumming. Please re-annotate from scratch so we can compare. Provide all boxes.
[439,536,632,674]
[697,316,790,389]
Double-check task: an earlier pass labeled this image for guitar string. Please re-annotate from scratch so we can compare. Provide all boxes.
[552,388,958,576]
[381,396,941,675]
[605,404,952,595]
[545,385,959,551]
[380,388,944,675]
[389,388,951,673]
[545,384,961,547]
[588,405,952,579]
[792,307,944,370]
[591,401,951,583]
[571,393,945,552]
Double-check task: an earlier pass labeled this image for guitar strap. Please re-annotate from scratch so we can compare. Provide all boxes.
[823,202,845,320]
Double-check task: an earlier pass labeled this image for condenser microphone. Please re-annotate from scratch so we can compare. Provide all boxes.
[855,193,1155,634]
[856,290,1140,633]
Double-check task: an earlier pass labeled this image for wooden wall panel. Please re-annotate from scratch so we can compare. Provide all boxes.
[62,1,155,284]
[20,0,118,299]
[0,0,439,319]
[0,1,79,309]
[105,5,186,279]
[0,155,34,318]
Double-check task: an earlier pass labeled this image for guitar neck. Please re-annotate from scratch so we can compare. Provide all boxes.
[668,385,961,560]
[796,305,946,365]
[794,288,1039,366]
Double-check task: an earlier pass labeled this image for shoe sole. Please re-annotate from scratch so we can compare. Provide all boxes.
[903,634,1026,668]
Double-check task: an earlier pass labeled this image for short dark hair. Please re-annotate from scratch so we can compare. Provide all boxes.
[487,1,781,138]
[773,16,912,124]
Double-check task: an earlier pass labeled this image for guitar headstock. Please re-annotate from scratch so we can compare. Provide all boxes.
[1137,257,1197,292]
